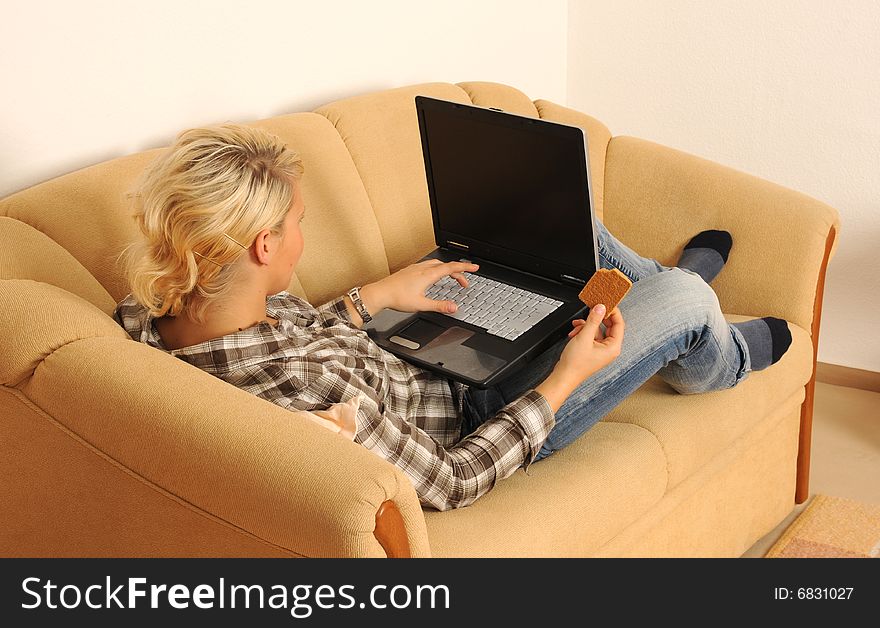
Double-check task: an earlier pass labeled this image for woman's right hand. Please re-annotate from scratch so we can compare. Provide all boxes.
[555,303,625,385]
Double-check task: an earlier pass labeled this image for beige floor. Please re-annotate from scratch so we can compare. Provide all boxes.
[741,381,880,557]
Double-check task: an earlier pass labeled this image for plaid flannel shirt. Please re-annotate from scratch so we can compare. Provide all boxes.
[113,291,555,511]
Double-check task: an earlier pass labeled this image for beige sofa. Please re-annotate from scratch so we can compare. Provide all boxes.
[0,81,840,557]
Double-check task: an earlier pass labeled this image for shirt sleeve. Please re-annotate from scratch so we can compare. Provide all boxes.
[314,294,356,328]
[277,367,555,511]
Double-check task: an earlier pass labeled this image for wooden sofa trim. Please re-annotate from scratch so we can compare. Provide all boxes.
[374,500,411,558]
[796,224,837,504]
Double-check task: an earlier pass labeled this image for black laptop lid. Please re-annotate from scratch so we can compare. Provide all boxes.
[415,95,598,287]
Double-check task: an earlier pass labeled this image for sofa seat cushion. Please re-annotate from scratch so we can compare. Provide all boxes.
[424,421,668,557]
[603,315,813,491]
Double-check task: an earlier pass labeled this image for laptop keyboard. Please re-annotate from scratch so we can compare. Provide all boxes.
[425,272,563,341]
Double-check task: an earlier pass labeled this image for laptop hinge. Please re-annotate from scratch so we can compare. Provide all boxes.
[447,240,469,250]
[559,273,587,287]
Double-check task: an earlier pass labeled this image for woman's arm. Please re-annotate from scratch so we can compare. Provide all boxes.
[341,283,387,329]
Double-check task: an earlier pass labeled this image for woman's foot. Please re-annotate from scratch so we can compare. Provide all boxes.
[731,317,793,371]
[676,230,733,283]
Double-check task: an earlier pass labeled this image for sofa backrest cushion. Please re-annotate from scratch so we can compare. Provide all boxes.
[0,150,162,304]
[0,217,116,314]
[248,113,390,308]
[316,83,473,273]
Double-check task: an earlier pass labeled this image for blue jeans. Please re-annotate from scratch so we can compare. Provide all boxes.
[461,218,753,462]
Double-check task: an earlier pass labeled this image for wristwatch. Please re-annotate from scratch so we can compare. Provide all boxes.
[346,286,373,324]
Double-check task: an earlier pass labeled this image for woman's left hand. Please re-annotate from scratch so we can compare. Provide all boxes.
[367,259,480,314]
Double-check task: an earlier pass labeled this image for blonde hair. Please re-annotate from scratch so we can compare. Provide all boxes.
[118,123,304,325]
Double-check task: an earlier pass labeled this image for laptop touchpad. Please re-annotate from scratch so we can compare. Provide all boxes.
[390,319,507,382]
[394,318,447,348]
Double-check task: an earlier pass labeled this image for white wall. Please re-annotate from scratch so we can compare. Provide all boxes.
[0,0,567,199]
[569,0,880,372]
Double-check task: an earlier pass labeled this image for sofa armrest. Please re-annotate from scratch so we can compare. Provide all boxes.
[19,334,431,557]
[603,136,840,333]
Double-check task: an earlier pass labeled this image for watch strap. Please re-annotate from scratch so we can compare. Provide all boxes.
[346,286,372,324]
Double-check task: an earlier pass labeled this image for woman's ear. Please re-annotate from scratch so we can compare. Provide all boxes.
[252,228,275,266]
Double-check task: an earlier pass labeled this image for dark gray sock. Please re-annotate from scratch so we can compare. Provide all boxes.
[731,317,792,371]
[677,230,733,283]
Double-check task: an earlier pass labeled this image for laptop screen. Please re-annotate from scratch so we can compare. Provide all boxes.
[416,96,598,286]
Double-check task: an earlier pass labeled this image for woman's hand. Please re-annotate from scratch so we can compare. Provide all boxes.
[365,259,480,314]
[534,304,625,412]
[555,303,625,386]
[567,305,622,339]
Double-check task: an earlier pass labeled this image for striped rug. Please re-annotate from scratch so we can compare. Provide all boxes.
[765,494,880,558]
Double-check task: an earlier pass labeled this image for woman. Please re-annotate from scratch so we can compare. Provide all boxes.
[114,123,791,511]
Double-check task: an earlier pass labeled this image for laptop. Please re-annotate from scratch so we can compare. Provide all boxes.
[365,95,600,389]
